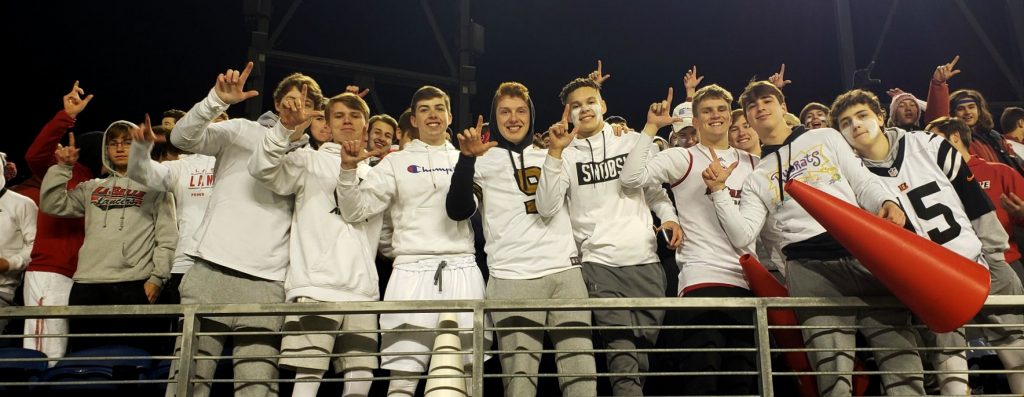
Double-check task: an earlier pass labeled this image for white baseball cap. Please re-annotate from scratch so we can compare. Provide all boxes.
[671,102,694,133]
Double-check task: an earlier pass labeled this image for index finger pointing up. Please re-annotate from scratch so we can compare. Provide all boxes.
[68,132,76,148]
[239,61,254,83]
[561,104,571,124]
[666,87,674,108]
[708,145,718,162]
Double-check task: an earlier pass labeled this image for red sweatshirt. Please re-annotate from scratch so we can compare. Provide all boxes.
[23,110,93,277]
[967,156,1024,264]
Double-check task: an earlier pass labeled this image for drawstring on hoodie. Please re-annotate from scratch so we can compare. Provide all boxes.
[100,175,130,230]
[433,260,448,292]
[773,142,795,202]
[582,130,609,190]
[424,142,455,190]
[505,149,528,191]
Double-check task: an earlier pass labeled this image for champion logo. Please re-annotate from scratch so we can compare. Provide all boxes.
[406,165,454,174]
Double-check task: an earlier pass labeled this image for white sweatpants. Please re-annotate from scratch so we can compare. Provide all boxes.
[22,271,74,363]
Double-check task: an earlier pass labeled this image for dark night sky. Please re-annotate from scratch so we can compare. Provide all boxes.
[4,0,1023,182]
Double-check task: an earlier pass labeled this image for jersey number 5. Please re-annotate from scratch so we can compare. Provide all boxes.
[906,181,961,245]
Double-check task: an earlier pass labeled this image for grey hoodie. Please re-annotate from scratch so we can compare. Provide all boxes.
[40,120,176,286]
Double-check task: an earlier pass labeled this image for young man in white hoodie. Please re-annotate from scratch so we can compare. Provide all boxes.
[0,152,37,334]
[445,82,596,396]
[248,92,381,397]
[701,80,924,396]
[536,77,682,396]
[620,84,759,395]
[336,85,491,396]
[165,62,322,397]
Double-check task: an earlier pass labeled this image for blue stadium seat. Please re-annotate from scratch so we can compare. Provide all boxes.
[0,348,50,396]
[40,345,153,392]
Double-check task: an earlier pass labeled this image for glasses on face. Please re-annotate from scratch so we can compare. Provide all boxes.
[107,140,133,148]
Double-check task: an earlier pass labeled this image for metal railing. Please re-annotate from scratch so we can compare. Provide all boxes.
[1,295,1022,396]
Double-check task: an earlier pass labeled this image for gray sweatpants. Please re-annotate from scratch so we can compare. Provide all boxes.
[0,290,13,335]
[165,260,285,397]
[787,257,925,396]
[487,267,596,397]
[582,262,666,396]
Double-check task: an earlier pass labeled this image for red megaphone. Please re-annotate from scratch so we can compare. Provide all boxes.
[740,254,819,397]
[784,179,990,333]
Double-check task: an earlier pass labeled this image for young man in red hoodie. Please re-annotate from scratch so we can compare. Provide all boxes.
[20,81,95,362]
[928,116,1024,284]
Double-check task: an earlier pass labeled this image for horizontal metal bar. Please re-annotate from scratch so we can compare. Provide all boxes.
[3,296,1021,319]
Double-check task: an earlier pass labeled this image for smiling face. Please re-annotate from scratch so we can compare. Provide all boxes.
[694,97,731,144]
[728,113,760,152]
[803,109,828,129]
[836,103,886,151]
[328,101,368,144]
[954,101,980,128]
[410,97,451,146]
[745,95,787,137]
[566,86,607,136]
[369,120,395,151]
[495,95,531,144]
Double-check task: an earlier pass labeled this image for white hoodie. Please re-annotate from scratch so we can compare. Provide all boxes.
[248,125,381,302]
[472,146,578,279]
[170,89,294,281]
[128,143,216,274]
[536,124,678,267]
[620,134,757,292]
[709,127,894,255]
[0,168,37,296]
[335,139,474,265]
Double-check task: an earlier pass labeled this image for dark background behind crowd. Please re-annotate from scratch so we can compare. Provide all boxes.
[3,0,1024,178]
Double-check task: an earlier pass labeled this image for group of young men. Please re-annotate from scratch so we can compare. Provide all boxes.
[2,55,1024,397]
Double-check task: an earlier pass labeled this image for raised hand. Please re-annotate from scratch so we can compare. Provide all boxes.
[547,105,579,157]
[54,132,80,166]
[683,65,704,99]
[130,114,159,143]
[933,55,961,83]
[214,61,260,105]
[63,80,94,118]
[611,123,634,137]
[769,63,792,89]
[645,87,684,132]
[700,146,738,192]
[279,84,322,131]
[457,115,498,157]
[340,139,379,170]
[886,87,907,98]
[346,85,370,98]
[587,60,612,85]
[877,200,906,226]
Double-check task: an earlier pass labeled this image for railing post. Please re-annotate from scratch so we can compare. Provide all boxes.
[175,307,199,397]
[472,305,485,397]
[754,301,775,397]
